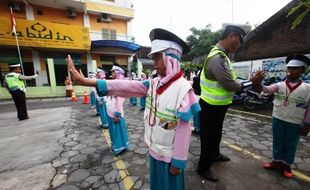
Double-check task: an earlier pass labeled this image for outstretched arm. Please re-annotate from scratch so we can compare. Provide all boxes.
[67,54,148,97]
[66,55,96,86]
[19,74,39,80]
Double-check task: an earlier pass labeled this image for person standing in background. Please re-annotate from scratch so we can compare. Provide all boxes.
[105,62,129,154]
[197,25,264,182]
[89,72,97,109]
[129,72,138,106]
[139,72,147,111]
[4,63,38,121]
[96,67,109,128]
[64,76,73,97]
[192,69,202,134]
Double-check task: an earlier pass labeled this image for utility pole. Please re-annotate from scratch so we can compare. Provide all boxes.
[231,0,234,23]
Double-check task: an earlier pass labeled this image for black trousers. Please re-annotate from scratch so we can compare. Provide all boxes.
[10,89,28,120]
[197,99,230,172]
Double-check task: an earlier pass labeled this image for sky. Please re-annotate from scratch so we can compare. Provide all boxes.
[131,0,292,46]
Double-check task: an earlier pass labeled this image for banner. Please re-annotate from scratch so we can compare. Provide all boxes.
[0,16,90,50]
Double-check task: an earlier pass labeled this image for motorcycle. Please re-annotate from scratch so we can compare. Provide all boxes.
[243,90,274,110]
[232,90,247,105]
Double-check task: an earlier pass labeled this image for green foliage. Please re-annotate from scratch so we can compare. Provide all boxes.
[181,61,203,72]
[185,25,222,60]
[144,69,151,77]
[287,0,310,30]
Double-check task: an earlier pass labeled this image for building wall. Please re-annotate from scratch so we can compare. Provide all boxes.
[0,0,134,100]
[32,6,84,25]
[89,14,127,34]
[235,2,310,61]
[0,1,26,18]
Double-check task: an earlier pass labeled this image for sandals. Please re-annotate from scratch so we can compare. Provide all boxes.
[263,161,282,170]
[282,164,293,178]
[263,161,293,178]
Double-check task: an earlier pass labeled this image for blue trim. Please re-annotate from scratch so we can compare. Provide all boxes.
[176,103,201,122]
[92,40,141,52]
[142,80,150,88]
[114,112,121,117]
[171,158,186,169]
[164,53,180,61]
[96,80,108,96]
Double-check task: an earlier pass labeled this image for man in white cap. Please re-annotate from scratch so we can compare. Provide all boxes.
[66,28,200,190]
[4,63,38,120]
[261,54,310,178]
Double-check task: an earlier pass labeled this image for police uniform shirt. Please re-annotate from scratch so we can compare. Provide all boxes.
[204,43,243,92]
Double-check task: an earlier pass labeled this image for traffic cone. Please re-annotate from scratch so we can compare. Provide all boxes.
[71,91,78,102]
[83,91,89,104]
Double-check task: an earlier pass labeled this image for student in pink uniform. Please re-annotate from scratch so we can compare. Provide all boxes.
[106,62,129,154]
[67,28,200,190]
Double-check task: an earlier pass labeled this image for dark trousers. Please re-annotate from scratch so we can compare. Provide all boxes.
[197,99,230,171]
[10,89,28,120]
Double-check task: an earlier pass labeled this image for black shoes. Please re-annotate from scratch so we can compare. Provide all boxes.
[196,154,230,182]
[19,116,29,121]
[213,154,230,162]
[196,169,219,182]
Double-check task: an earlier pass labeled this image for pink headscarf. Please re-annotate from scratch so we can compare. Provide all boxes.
[157,48,182,88]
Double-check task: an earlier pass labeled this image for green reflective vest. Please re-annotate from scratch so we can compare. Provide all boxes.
[5,72,25,91]
[200,47,236,105]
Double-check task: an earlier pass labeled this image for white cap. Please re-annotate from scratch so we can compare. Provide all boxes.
[286,60,307,68]
[9,63,21,67]
[148,39,183,57]
[96,68,104,73]
[111,65,125,74]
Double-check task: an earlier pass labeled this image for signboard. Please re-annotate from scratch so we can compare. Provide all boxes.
[262,58,310,83]
[232,65,250,79]
[262,59,287,82]
[0,16,90,50]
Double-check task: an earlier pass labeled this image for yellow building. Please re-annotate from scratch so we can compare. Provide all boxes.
[0,0,140,99]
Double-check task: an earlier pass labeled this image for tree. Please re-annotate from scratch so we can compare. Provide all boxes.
[287,0,310,30]
[185,25,222,61]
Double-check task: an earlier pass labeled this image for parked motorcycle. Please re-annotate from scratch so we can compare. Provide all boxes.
[232,90,247,105]
[243,90,274,110]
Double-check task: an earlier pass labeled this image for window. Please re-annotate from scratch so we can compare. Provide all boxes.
[102,29,116,40]
[44,53,83,86]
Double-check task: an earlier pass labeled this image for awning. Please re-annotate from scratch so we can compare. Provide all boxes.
[91,40,141,54]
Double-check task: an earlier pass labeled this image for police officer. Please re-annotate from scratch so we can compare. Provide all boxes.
[4,63,38,121]
[197,25,264,182]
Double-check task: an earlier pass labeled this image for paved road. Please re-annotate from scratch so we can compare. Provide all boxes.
[0,98,309,190]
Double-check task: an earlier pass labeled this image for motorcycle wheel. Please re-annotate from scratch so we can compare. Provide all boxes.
[243,96,256,110]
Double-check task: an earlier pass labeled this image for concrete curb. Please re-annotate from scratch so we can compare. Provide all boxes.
[0,97,69,105]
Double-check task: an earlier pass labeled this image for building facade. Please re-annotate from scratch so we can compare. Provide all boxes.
[0,0,140,99]
[233,0,310,83]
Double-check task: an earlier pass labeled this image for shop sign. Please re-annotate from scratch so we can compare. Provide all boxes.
[0,16,90,50]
